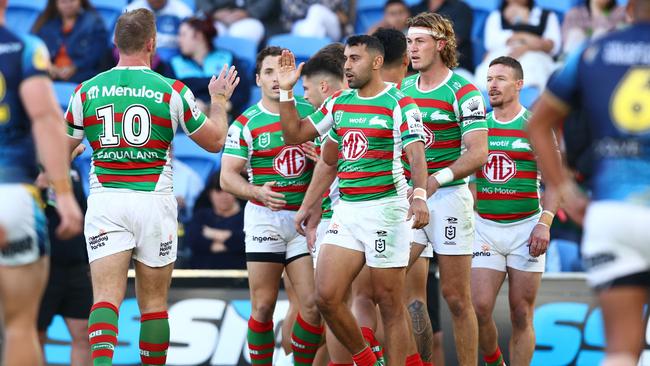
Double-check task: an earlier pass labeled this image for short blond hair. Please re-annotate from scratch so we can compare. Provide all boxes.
[114,8,157,55]
[407,12,458,69]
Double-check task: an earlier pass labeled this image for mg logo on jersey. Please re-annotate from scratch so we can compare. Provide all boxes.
[423,125,435,148]
[273,146,306,178]
[483,152,516,183]
[341,130,368,161]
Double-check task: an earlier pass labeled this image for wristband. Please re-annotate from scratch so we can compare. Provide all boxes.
[413,187,427,199]
[538,209,554,226]
[280,89,294,102]
[433,168,454,186]
[541,210,555,219]
[211,94,227,103]
[413,196,427,202]
[535,222,550,229]
[51,178,72,195]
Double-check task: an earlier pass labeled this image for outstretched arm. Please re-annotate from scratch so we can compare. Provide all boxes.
[277,50,320,144]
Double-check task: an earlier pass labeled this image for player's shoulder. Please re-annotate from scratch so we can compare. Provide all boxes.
[332,88,354,100]
[448,71,479,94]
[399,74,419,90]
[295,95,312,108]
[236,103,264,125]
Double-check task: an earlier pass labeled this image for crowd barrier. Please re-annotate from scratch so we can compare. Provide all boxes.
[43,271,650,366]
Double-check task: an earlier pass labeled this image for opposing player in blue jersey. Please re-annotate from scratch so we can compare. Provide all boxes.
[528,1,650,365]
[0,0,83,364]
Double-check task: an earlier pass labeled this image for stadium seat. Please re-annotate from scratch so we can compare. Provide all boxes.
[179,0,195,12]
[214,36,258,75]
[53,81,77,111]
[246,86,261,109]
[481,89,492,112]
[355,0,385,34]
[463,0,500,13]
[535,0,581,22]
[471,9,489,68]
[173,132,222,183]
[6,0,46,34]
[91,0,127,34]
[267,34,333,65]
[520,86,540,109]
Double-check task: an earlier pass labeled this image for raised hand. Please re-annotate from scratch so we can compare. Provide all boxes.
[278,49,304,90]
[209,64,240,101]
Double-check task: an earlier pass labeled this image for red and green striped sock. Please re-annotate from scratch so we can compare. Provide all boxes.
[484,347,505,366]
[406,353,424,366]
[248,317,275,365]
[291,313,324,365]
[361,327,384,364]
[139,311,170,366]
[88,302,119,366]
[352,346,379,366]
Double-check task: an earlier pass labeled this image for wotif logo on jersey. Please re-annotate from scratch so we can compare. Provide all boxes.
[273,146,306,178]
[342,130,368,161]
[88,85,165,104]
[483,152,516,183]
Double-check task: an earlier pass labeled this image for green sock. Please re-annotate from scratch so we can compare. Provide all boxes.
[291,313,324,365]
[139,311,170,366]
[88,302,119,366]
[247,317,275,365]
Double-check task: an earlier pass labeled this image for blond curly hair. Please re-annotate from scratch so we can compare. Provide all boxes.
[407,12,458,69]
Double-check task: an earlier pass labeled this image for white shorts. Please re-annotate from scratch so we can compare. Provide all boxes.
[582,201,650,288]
[85,191,178,267]
[244,203,309,263]
[312,218,330,268]
[323,197,412,268]
[413,242,434,258]
[413,185,475,255]
[471,213,545,272]
[0,185,48,266]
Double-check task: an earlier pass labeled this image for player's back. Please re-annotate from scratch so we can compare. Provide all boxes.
[550,22,650,205]
[0,27,49,184]
[66,67,205,194]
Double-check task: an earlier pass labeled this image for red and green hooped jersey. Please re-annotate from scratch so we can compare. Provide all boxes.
[314,135,340,219]
[399,70,487,187]
[65,66,208,193]
[223,97,315,210]
[307,85,425,202]
[476,108,541,223]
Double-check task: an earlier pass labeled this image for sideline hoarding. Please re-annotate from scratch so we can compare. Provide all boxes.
[44,271,650,365]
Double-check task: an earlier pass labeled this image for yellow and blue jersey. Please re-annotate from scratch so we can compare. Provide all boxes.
[546,21,650,206]
[0,26,50,184]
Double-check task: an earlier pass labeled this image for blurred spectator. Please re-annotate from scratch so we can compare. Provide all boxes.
[125,0,193,61]
[409,0,474,72]
[368,0,411,35]
[31,0,108,83]
[474,0,561,90]
[36,165,92,366]
[171,17,251,116]
[282,0,352,41]
[561,0,627,56]
[186,174,245,269]
[196,0,277,45]
[172,151,205,223]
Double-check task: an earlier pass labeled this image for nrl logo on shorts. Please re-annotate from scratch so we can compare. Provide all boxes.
[375,238,386,253]
[258,132,271,148]
[444,225,456,240]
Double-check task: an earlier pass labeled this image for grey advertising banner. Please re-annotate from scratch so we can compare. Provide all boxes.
[43,272,650,365]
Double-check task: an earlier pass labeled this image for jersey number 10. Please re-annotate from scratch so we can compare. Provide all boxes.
[97,104,152,147]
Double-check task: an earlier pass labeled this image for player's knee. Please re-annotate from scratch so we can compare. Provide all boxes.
[375,289,404,320]
[441,286,470,317]
[473,299,494,324]
[252,302,276,321]
[510,302,533,330]
[315,286,339,315]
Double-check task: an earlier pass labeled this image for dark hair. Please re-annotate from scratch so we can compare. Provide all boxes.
[372,28,406,67]
[183,17,218,51]
[114,8,157,55]
[587,0,617,13]
[489,56,524,80]
[346,35,385,56]
[32,0,95,33]
[313,43,345,63]
[302,53,345,80]
[500,0,534,13]
[255,46,283,75]
[384,0,408,11]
